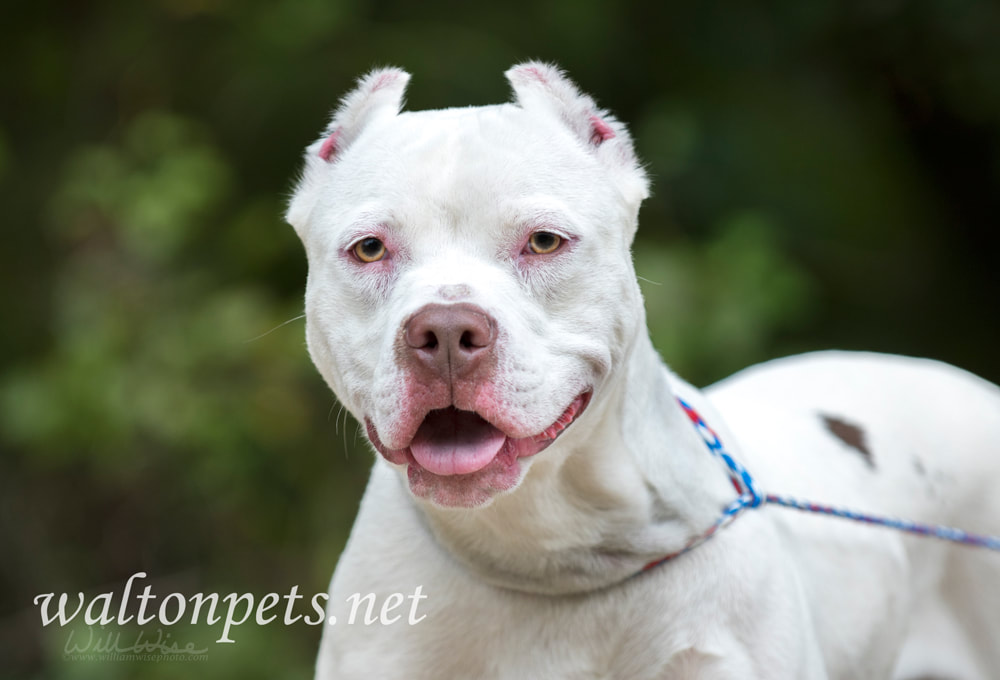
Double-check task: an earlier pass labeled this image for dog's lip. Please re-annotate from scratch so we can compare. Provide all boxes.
[528,390,591,444]
[365,390,592,478]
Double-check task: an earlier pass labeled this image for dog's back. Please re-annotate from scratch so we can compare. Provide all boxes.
[707,350,1000,679]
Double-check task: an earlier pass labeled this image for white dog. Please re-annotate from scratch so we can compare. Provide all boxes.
[286,63,1000,679]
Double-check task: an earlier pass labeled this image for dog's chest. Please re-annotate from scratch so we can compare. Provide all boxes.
[325,577,728,680]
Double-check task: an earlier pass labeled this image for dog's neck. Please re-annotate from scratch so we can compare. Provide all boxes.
[413,332,737,594]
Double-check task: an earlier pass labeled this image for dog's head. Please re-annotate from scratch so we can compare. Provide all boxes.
[287,63,649,508]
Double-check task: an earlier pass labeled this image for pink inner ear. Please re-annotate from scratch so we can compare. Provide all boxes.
[521,66,549,84]
[319,129,341,161]
[370,71,398,92]
[589,116,616,145]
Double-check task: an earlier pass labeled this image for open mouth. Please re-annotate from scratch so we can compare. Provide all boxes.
[409,407,509,476]
[365,391,591,506]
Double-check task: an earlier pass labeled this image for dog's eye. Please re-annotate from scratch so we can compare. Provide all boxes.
[527,232,562,255]
[353,237,387,263]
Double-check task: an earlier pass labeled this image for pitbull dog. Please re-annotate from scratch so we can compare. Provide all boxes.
[286,63,1000,679]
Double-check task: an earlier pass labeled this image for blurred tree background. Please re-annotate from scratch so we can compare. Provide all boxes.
[2,0,999,677]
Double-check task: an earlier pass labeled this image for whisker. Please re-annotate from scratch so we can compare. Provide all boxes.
[343,415,351,459]
[243,314,306,343]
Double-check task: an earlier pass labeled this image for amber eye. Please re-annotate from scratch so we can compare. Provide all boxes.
[527,231,562,254]
[353,237,387,263]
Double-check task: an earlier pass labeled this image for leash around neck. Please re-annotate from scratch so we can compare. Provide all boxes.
[638,398,1000,575]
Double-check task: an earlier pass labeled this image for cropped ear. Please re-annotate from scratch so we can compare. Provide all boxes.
[505,62,649,220]
[286,67,410,234]
[315,67,411,162]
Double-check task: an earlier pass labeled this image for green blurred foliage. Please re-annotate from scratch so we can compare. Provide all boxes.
[1,0,999,677]
[636,211,815,379]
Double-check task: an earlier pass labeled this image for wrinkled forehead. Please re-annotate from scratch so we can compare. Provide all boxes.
[322,104,618,233]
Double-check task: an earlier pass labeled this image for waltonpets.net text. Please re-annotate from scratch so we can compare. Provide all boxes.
[34,572,428,643]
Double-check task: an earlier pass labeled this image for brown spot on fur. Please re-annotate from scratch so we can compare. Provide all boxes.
[820,414,875,469]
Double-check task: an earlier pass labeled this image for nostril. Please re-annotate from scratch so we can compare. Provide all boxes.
[405,320,440,351]
[459,326,491,350]
[417,331,438,351]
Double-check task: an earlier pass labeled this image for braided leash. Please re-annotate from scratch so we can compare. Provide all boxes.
[640,398,1000,573]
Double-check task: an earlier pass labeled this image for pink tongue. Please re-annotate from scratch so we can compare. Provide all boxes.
[409,408,507,476]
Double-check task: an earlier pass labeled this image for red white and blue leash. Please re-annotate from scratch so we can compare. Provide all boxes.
[641,398,1000,572]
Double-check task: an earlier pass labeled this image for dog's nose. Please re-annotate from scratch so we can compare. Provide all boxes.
[403,304,496,379]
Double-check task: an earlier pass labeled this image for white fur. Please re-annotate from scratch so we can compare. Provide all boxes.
[287,63,1000,679]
